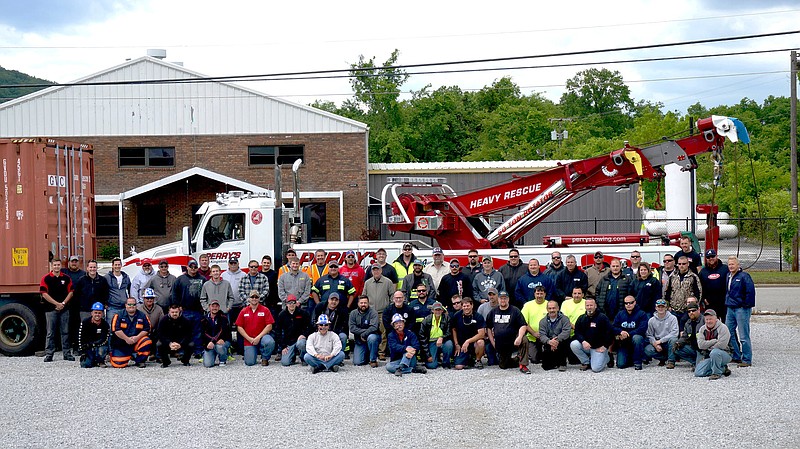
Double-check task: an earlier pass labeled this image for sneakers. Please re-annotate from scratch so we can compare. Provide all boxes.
[558,365,567,372]
[331,365,340,373]
[723,366,732,377]
[666,361,675,369]
[136,362,147,368]
[219,362,227,367]
[311,365,323,374]
[43,355,54,363]
[369,361,378,368]
[261,359,270,367]
[63,354,76,361]
[709,374,721,380]
[738,362,751,368]
[580,364,590,371]
[394,369,403,377]
[634,364,643,370]
[97,362,109,368]
[519,365,531,374]
[412,366,427,374]
[227,355,235,362]
[378,355,386,361]
[474,360,484,370]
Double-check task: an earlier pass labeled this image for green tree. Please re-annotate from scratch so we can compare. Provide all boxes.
[560,68,635,138]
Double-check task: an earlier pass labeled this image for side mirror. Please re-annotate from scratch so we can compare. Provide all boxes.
[181,226,191,255]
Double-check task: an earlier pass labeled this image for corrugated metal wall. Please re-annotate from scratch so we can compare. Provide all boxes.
[369,170,640,246]
[0,58,366,137]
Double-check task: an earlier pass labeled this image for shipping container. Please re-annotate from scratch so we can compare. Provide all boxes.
[0,138,95,355]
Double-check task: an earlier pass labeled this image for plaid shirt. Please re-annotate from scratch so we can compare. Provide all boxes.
[238,273,270,305]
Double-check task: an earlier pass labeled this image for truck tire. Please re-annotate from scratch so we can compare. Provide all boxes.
[0,303,39,356]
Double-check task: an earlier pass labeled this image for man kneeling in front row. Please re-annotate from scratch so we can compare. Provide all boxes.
[110,298,152,368]
[78,302,109,368]
[695,309,733,380]
[386,313,425,376]
[304,314,345,373]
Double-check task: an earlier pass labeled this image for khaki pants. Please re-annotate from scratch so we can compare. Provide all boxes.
[378,312,387,357]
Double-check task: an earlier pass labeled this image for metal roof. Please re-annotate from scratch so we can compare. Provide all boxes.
[368,160,575,173]
[0,56,368,137]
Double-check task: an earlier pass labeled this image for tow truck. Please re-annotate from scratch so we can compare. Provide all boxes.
[122,116,749,276]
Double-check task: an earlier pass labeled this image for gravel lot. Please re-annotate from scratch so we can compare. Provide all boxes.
[1,315,798,448]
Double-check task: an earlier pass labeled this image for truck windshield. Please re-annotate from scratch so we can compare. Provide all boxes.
[202,213,246,250]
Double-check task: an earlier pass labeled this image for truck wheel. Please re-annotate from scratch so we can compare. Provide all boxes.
[0,303,38,356]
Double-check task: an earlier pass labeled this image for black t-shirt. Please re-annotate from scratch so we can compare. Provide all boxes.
[452,310,485,344]
[486,305,526,348]
[40,272,73,311]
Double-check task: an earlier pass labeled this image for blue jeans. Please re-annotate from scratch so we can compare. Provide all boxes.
[695,348,732,377]
[81,345,108,368]
[280,338,307,366]
[386,354,418,373]
[45,309,71,357]
[304,351,345,370]
[726,307,752,363]
[673,345,699,366]
[426,340,454,369]
[352,333,381,365]
[570,340,609,372]
[243,335,276,366]
[615,334,645,368]
[203,341,231,367]
[644,337,676,361]
[336,332,348,354]
[485,339,498,365]
[181,310,204,356]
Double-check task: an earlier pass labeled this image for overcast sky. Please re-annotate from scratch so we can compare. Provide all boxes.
[1,0,798,113]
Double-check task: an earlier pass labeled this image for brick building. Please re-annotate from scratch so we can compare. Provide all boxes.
[0,56,369,256]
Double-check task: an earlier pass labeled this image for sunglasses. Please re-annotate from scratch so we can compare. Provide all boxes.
[509,255,519,258]
[631,256,641,259]
[624,301,635,305]
[452,301,462,305]
[468,255,478,258]
[318,324,329,327]
[663,259,674,263]
[552,256,561,259]
[403,248,412,251]
[677,262,688,266]
[249,265,259,269]
[417,290,427,294]
[249,295,260,299]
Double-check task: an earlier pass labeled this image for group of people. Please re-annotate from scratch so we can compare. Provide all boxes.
[40,238,755,379]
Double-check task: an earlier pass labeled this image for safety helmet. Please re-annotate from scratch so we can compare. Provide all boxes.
[316,314,330,325]
[391,313,405,324]
[91,302,104,312]
[143,288,156,298]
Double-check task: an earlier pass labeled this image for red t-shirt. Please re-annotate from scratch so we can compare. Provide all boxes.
[339,264,366,297]
[235,304,274,346]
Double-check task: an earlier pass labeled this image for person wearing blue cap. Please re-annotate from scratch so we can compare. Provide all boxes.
[304,314,345,373]
[78,302,110,368]
[386,313,425,376]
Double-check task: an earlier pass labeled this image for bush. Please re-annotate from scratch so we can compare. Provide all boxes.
[99,242,119,261]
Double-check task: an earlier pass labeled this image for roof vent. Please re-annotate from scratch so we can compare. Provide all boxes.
[146,49,167,59]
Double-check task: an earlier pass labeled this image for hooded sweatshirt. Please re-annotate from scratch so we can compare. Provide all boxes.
[612,306,648,338]
[131,268,156,303]
[646,312,679,345]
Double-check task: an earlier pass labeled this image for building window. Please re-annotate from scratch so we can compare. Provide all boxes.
[137,205,167,236]
[96,205,119,237]
[248,145,304,166]
[119,147,175,167]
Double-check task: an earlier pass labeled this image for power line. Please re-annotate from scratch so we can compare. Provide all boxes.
[2,9,798,50]
[0,30,797,89]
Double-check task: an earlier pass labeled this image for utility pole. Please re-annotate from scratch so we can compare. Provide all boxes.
[791,51,798,271]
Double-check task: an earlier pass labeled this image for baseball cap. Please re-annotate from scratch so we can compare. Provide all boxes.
[286,294,298,303]
[703,309,717,317]
[187,259,198,267]
[594,251,604,258]
[655,299,667,306]
[328,261,339,268]
[391,313,405,324]
[432,247,443,255]
[431,301,444,310]
[403,243,413,250]
[487,287,499,295]
[69,255,79,262]
[159,259,169,266]
[371,263,381,270]
[449,259,460,267]
[482,256,492,262]
[328,292,340,300]
[141,258,152,266]
[209,299,221,305]
[412,259,423,266]
[143,288,156,298]
[345,250,356,257]
[687,304,699,311]
[228,256,239,264]
[91,302,104,311]
[498,291,509,297]
[705,249,717,257]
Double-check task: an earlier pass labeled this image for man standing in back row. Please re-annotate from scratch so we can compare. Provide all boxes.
[725,256,755,368]
[41,259,74,362]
